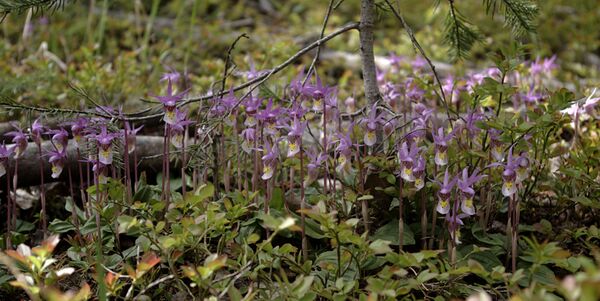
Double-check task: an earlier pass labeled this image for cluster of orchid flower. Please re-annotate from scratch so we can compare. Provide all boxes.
[186,53,570,246]
[2,53,585,254]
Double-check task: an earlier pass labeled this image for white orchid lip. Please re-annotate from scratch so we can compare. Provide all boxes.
[435,150,448,166]
[262,164,274,180]
[364,130,377,146]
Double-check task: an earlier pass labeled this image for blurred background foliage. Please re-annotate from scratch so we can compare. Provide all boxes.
[0,0,599,117]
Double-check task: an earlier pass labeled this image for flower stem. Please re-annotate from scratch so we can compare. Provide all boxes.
[300,142,307,262]
[37,143,47,238]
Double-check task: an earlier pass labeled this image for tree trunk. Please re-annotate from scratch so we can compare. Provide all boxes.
[359,0,380,105]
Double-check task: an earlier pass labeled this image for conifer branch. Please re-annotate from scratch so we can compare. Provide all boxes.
[444,1,482,60]
[0,0,70,20]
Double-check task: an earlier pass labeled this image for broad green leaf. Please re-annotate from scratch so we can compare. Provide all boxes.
[372,219,415,246]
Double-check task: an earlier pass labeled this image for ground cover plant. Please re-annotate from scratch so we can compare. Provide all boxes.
[0,0,600,300]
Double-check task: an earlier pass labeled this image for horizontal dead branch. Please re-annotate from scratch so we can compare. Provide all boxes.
[4,136,166,188]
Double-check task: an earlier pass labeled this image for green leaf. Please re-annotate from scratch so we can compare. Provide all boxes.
[49,219,76,234]
[270,187,284,210]
[573,196,600,209]
[369,239,393,254]
[469,251,503,271]
[372,219,415,246]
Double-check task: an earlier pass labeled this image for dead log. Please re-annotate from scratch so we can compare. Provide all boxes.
[4,136,167,189]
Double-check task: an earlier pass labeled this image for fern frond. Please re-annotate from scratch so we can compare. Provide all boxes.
[0,0,69,19]
[444,2,482,60]
[483,0,538,37]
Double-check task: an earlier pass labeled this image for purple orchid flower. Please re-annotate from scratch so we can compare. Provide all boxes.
[413,156,426,190]
[516,151,531,183]
[381,82,401,107]
[302,73,334,111]
[465,71,486,94]
[457,168,485,216]
[333,123,357,175]
[432,127,454,166]
[240,128,256,154]
[442,76,461,104]
[520,84,544,105]
[243,96,262,127]
[89,125,119,165]
[436,169,457,215]
[257,99,284,136]
[153,78,190,125]
[446,212,469,244]
[489,129,504,162]
[405,78,425,100]
[286,117,306,158]
[360,103,385,146]
[397,142,420,182]
[48,146,67,179]
[464,109,484,139]
[0,143,15,177]
[261,140,279,180]
[288,69,305,98]
[64,117,89,148]
[30,118,46,145]
[489,146,521,197]
[170,110,194,149]
[5,124,29,158]
[122,122,143,154]
[412,56,427,71]
[304,148,327,186]
[244,57,268,81]
[160,67,181,83]
[46,128,69,153]
[388,52,405,70]
[92,161,109,184]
